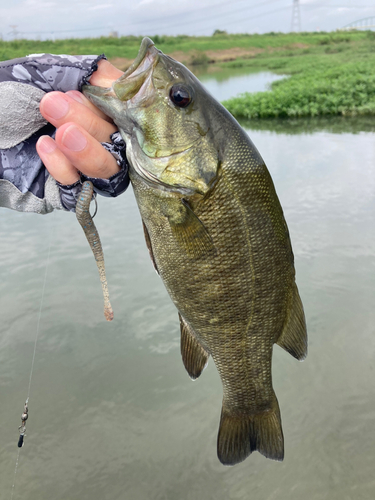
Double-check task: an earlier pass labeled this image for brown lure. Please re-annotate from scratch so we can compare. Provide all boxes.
[75,181,113,321]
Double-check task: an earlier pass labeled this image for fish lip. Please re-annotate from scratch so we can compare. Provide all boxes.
[125,137,195,195]
[112,37,159,99]
[142,138,201,160]
[128,136,204,195]
[122,37,156,78]
[133,162,196,196]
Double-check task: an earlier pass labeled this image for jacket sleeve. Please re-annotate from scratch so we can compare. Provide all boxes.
[0,53,128,214]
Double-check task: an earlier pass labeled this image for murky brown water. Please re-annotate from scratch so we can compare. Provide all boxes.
[1,69,375,500]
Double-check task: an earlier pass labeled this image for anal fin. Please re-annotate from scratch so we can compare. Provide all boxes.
[277,284,307,361]
[179,313,209,380]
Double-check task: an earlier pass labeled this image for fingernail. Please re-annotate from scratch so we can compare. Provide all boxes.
[62,125,87,152]
[37,136,57,155]
[66,90,85,104]
[43,93,69,120]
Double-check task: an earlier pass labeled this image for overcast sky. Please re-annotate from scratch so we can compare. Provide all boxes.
[0,0,374,41]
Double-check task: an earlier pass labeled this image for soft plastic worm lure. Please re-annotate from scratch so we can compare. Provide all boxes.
[76,181,114,321]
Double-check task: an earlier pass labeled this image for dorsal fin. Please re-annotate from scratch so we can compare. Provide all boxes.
[179,313,209,379]
[277,284,307,361]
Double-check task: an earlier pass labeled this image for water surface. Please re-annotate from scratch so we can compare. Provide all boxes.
[197,65,285,101]
[1,69,374,500]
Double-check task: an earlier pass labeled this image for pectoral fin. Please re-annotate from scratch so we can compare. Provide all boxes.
[277,284,307,361]
[169,200,216,259]
[179,313,209,380]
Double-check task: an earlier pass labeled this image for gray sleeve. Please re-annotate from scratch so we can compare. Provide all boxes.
[0,53,106,214]
[0,53,106,92]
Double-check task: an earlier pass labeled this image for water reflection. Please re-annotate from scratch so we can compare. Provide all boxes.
[0,69,374,500]
[239,115,375,134]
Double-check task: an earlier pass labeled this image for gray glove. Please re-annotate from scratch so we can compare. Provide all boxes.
[0,53,129,214]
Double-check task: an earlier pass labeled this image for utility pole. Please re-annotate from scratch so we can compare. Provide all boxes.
[291,0,301,32]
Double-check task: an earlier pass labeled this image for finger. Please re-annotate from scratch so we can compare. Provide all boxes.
[89,59,123,87]
[64,60,124,121]
[55,122,120,179]
[40,91,117,142]
[36,135,80,185]
[65,90,113,122]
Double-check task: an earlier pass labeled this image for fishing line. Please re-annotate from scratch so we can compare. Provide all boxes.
[10,212,55,500]
[26,219,53,401]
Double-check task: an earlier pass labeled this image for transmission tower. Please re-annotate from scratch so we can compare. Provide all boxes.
[291,0,301,32]
[9,25,19,39]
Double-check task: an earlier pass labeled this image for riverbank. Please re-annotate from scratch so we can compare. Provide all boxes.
[1,31,375,118]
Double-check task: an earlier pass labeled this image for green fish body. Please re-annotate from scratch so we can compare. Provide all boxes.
[83,38,307,465]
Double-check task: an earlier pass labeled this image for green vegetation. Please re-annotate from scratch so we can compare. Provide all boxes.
[0,30,369,63]
[0,36,145,62]
[189,51,210,66]
[1,31,375,119]
[222,31,375,119]
[224,61,375,118]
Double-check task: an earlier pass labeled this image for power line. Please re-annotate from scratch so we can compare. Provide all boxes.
[5,1,375,38]
[190,4,294,34]
[17,0,284,36]
[140,0,285,33]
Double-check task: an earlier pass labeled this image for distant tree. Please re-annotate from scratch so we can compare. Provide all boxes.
[213,29,228,36]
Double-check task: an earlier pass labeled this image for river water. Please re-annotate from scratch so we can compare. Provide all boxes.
[1,66,374,500]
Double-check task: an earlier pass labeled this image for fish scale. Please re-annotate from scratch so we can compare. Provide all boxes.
[131,135,287,441]
[83,36,307,466]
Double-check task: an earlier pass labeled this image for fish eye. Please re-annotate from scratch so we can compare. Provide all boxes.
[169,84,192,108]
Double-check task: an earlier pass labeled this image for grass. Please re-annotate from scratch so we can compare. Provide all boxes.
[1,31,375,119]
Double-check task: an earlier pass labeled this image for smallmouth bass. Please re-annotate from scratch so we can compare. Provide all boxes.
[83,38,307,465]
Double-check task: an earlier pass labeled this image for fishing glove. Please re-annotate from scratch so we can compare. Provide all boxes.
[0,54,129,214]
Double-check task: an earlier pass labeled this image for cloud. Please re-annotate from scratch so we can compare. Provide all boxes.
[0,0,374,40]
[88,3,113,11]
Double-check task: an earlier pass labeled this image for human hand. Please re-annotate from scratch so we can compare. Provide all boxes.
[36,60,124,185]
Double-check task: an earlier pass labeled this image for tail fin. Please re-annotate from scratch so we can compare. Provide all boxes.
[217,395,284,466]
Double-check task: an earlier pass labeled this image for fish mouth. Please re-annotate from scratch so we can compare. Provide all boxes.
[135,161,197,196]
[112,37,160,102]
[82,37,159,104]
[122,37,156,79]
[129,138,199,195]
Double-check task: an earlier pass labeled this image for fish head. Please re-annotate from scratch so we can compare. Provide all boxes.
[83,37,222,196]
